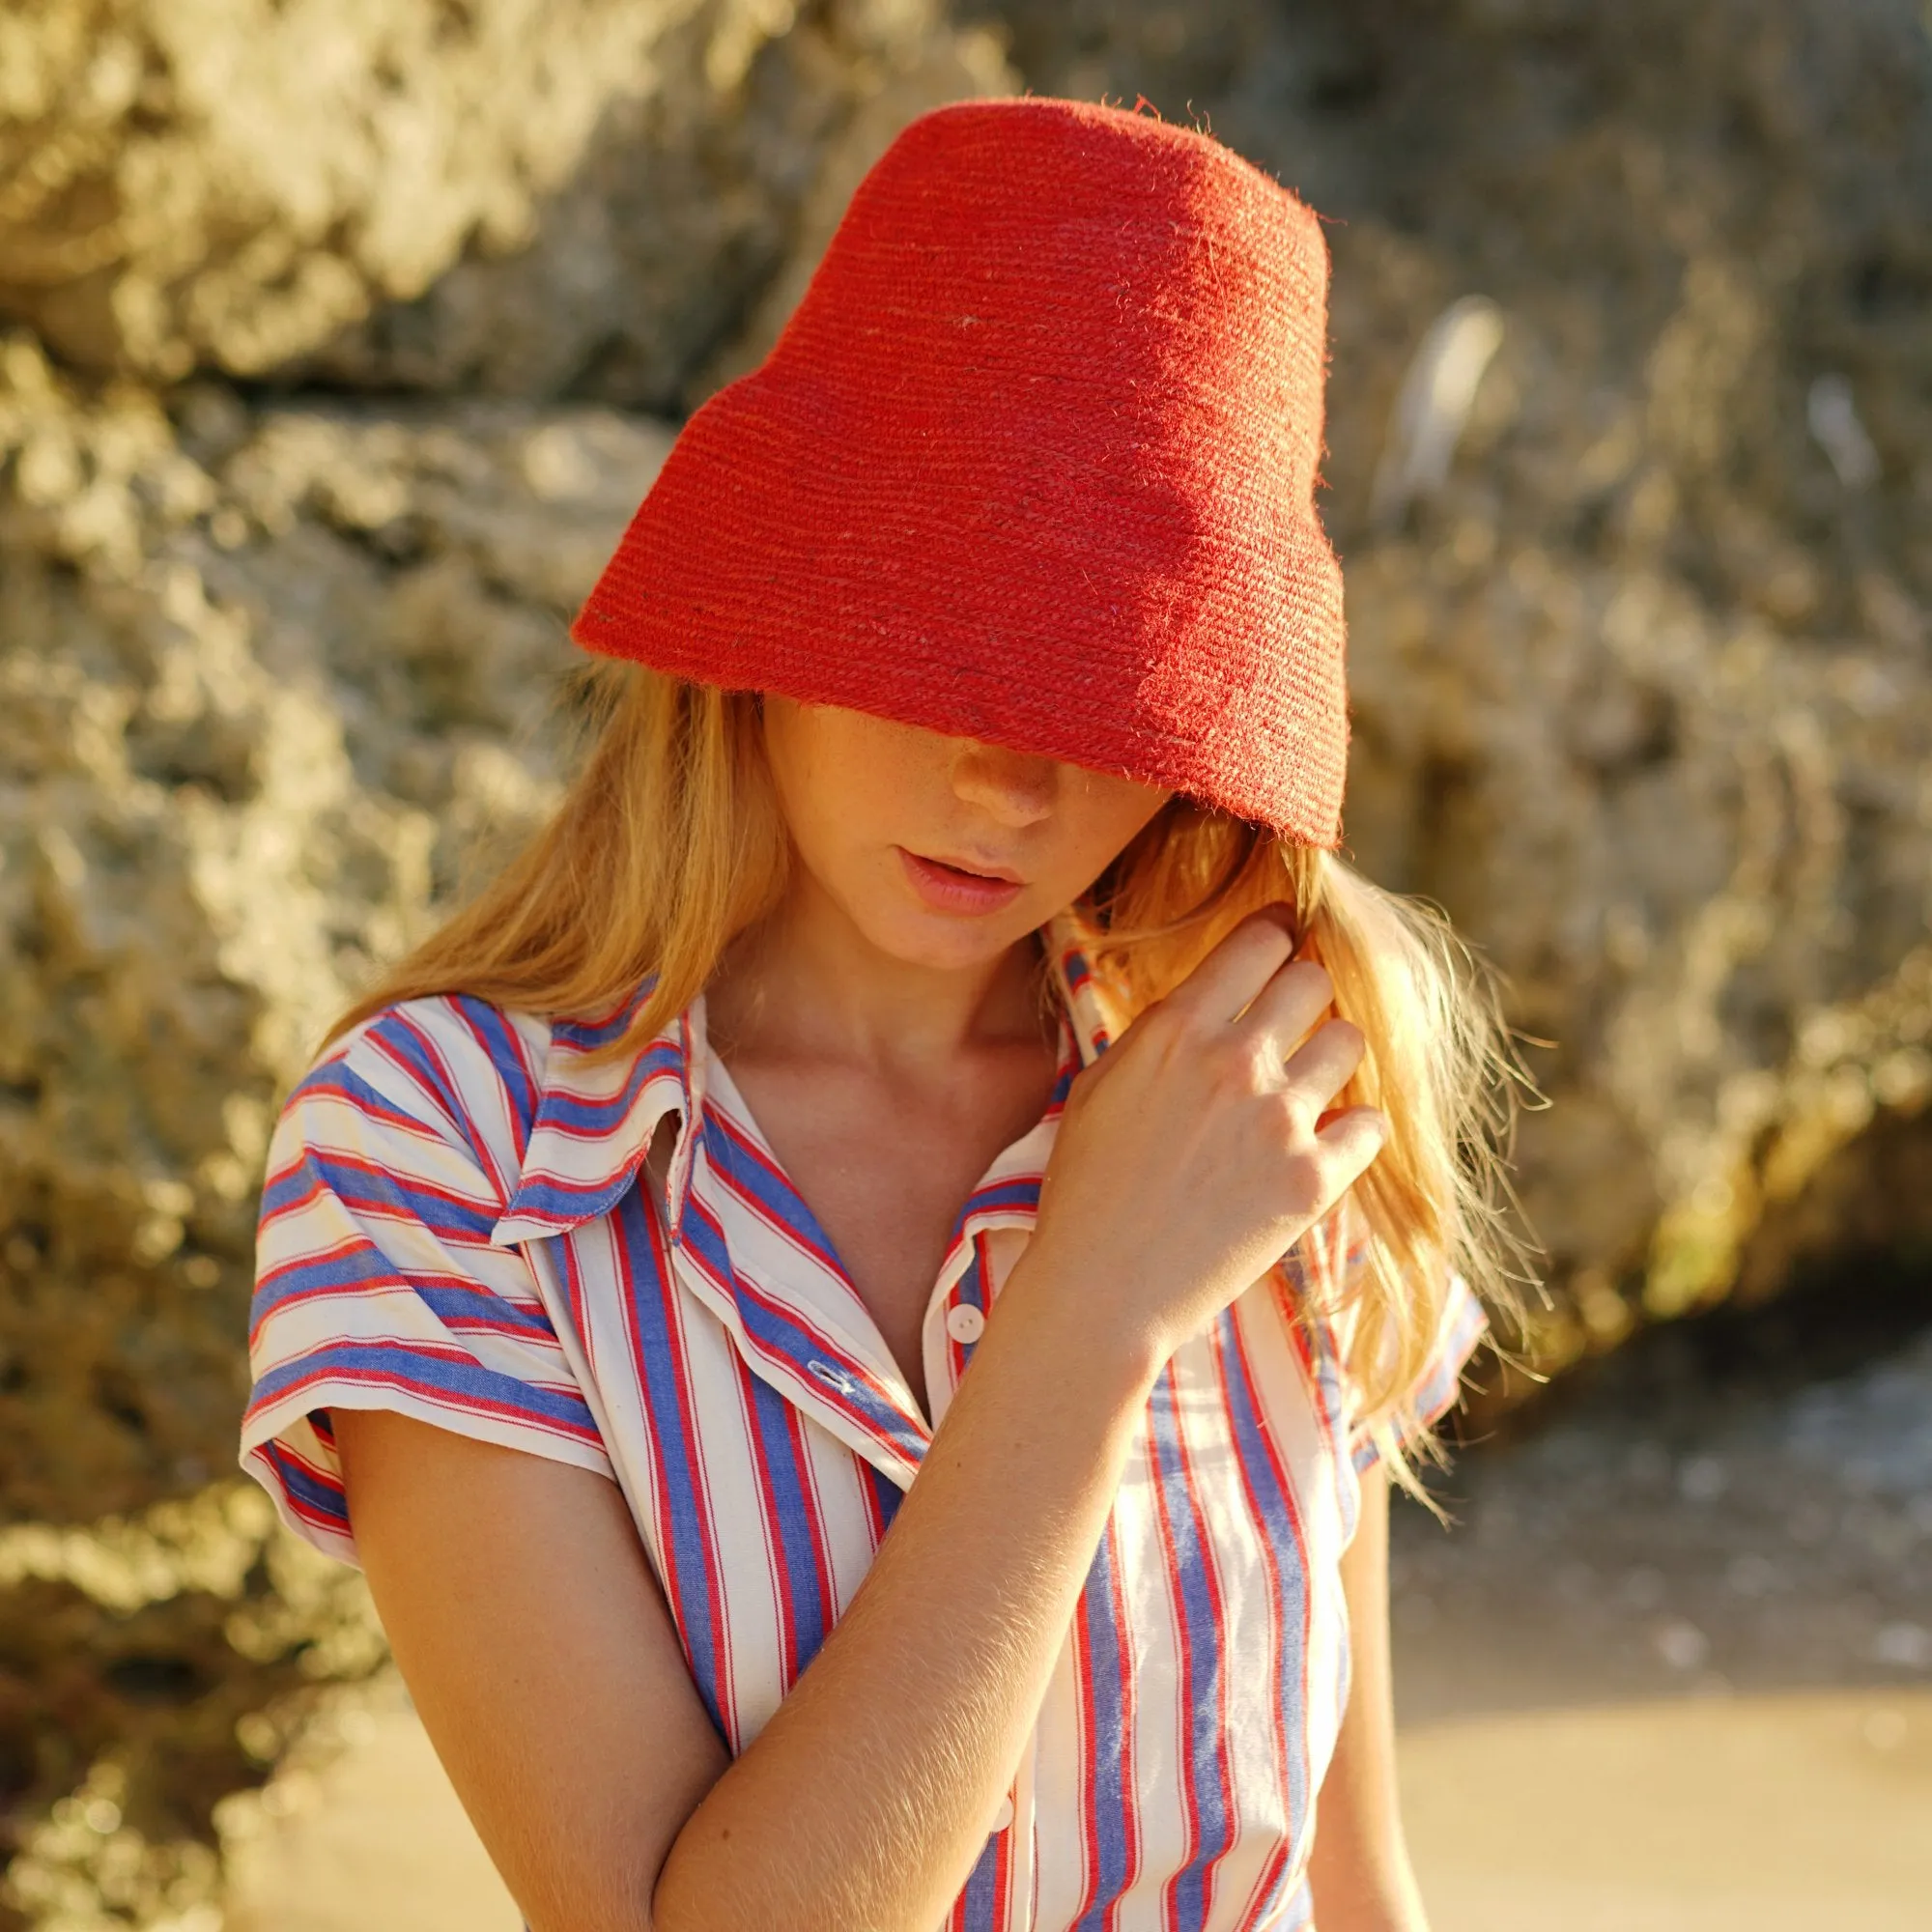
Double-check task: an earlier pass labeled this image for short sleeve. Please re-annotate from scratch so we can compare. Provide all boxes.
[240,1002,614,1566]
[1306,1195,1489,1476]
[1348,1272,1488,1474]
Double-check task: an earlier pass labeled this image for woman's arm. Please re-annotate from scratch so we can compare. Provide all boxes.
[1304,1467,1433,1932]
[334,1410,727,1930]
[340,1278,1156,1932]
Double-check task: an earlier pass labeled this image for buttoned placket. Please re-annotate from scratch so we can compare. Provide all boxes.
[669,930,1108,1463]
[658,998,1082,1473]
[488,930,1107,1492]
[639,1001,1075,1911]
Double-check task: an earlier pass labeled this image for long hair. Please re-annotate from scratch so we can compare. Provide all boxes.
[335,663,1528,1488]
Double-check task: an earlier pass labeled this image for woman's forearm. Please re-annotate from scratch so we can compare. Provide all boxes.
[653,1264,1158,1932]
[1305,1474,1432,1932]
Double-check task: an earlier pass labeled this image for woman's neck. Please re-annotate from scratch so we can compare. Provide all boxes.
[705,869,1052,1080]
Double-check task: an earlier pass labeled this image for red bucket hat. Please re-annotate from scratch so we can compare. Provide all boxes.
[572,96,1349,845]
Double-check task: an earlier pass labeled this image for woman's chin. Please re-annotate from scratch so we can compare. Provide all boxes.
[856,898,1045,976]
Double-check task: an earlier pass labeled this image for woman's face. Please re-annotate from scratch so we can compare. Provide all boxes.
[761,698,1172,971]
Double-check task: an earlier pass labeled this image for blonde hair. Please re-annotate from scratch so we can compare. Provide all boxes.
[337,663,1527,1486]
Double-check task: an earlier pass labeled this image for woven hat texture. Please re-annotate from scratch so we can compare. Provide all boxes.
[572,96,1349,843]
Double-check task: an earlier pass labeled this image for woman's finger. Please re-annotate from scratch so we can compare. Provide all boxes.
[1236,955,1335,1060]
[1314,1104,1388,1186]
[1159,912,1295,1028]
[1281,1017,1367,1115]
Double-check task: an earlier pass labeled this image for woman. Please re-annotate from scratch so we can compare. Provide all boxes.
[242,98,1516,1931]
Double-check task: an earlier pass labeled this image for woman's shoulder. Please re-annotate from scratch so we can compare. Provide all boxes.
[279,992,559,1184]
[274,980,677,1218]
[245,989,620,1559]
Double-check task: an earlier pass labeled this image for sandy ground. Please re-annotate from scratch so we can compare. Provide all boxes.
[1404,1690,1932,1932]
[225,1316,1932,1929]
[222,1687,1932,1932]
[223,1704,519,1932]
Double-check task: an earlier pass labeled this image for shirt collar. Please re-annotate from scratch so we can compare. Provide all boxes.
[491,912,1116,1247]
[1047,906,1119,1068]
[488,980,697,1245]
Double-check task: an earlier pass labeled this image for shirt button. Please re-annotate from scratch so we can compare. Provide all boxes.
[991,1796,1014,1833]
[946,1303,986,1345]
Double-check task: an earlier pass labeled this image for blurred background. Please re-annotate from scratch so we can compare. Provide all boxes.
[1,0,1928,1926]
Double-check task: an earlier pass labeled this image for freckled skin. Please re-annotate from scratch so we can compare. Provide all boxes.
[757,696,1170,977]
[713,699,1172,1415]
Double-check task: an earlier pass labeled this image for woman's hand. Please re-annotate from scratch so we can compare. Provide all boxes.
[1019,913,1386,1370]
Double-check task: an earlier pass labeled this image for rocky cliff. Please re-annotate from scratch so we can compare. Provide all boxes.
[971,0,1932,1373]
[0,1,1010,1915]
[1,0,1928,1920]
[0,0,1007,405]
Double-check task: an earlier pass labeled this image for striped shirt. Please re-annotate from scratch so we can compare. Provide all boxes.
[242,918,1484,1931]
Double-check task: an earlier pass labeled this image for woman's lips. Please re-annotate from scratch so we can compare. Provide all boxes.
[897,847,1026,915]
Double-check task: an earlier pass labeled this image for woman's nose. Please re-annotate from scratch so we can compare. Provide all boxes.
[951,740,1059,826]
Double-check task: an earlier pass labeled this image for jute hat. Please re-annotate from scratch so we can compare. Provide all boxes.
[572,96,1349,844]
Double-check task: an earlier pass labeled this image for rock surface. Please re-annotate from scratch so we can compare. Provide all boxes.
[2,0,1930,1922]
[0,334,681,1531]
[0,334,681,1909]
[0,0,1009,405]
[972,0,1932,1375]
[2,6,1012,1908]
